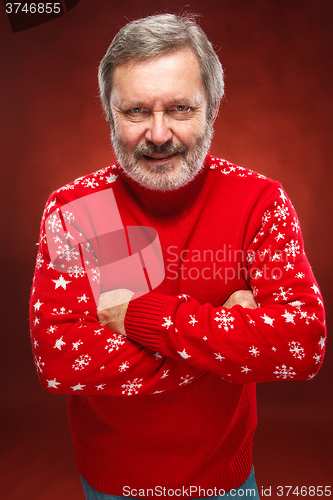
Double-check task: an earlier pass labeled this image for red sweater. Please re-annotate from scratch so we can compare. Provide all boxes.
[30,155,326,497]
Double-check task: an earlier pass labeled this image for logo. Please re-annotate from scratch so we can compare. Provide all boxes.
[45,188,165,307]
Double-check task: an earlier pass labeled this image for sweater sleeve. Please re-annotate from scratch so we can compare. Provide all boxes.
[125,184,326,384]
[30,193,204,396]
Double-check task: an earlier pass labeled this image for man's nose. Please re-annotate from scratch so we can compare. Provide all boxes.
[145,112,173,146]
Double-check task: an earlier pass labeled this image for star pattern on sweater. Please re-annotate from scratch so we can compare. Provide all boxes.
[54,337,66,350]
[318,337,325,350]
[261,314,275,326]
[47,378,61,389]
[282,310,296,324]
[72,340,83,350]
[162,317,173,329]
[78,294,89,303]
[30,156,326,398]
[52,275,71,290]
[278,188,288,203]
[177,349,191,359]
[33,299,43,311]
[71,383,86,391]
[46,325,57,334]
[179,375,195,386]
[188,315,198,326]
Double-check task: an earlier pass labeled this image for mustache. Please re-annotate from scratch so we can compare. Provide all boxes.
[133,142,188,161]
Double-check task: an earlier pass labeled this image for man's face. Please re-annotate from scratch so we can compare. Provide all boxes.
[109,48,213,191]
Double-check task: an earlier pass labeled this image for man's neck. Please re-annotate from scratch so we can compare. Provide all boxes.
[116,155,211,216]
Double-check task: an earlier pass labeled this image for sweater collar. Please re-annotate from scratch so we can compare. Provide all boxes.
[116,155,212,216]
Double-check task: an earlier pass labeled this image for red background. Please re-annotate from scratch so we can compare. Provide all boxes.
[0,0,332,498]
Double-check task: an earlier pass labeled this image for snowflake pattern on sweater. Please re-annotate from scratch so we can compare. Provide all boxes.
[30,165,202,395]
[125,157,326,383]
[30,156,326,396]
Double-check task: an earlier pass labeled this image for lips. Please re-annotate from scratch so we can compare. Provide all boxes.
[134,143,188,163]
[141,153,180,166]
[143,153,177,160]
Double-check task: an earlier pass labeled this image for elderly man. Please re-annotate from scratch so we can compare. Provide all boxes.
[30,13,326,500]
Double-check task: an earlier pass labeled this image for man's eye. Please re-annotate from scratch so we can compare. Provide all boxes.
[169,105,192,117]
[126,107,149,120]
[127,107,148,115]
[171,105,189,112]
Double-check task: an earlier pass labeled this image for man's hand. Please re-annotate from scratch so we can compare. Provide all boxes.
[97,289,134,336]
[97,289,257,336]
[222,289,258,309]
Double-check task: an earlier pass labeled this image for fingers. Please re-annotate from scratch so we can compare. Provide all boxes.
[97,302,129,336]
[223,290,258,309]
[97,308,111,327]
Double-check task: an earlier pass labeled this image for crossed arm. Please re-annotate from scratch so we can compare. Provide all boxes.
[97,289,258,336]
[31,184,326,394]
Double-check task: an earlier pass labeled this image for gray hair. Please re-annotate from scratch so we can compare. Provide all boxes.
[98,13,224,124]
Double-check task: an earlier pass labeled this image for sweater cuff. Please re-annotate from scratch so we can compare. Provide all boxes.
[125,293,167,350]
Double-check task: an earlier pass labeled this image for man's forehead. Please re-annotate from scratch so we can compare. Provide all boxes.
[114,46,199,73]
[110,48,206,107]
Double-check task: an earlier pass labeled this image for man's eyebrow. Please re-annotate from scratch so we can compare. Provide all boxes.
[170,97,191,104]
[170,95,206,106]
[118,100,147,109]
[115,97,202,109]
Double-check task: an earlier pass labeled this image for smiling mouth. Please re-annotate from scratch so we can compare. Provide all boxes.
[142,153,178,162]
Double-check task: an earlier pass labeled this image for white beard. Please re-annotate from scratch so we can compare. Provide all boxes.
[111,123,214,191]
